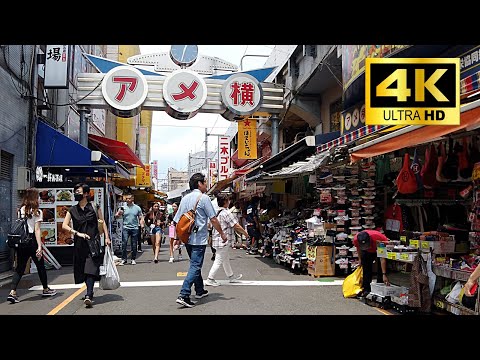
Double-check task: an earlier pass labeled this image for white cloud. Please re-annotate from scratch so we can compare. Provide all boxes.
[139,45,273,178]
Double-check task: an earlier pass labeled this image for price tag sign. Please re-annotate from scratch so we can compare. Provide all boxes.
[435,300,445,309]
[377,248,385,255]
[400,236,407,243]
[400,253,410,260]
[409,239,419,248]
[421,241,430,249]
[387,252,397,260]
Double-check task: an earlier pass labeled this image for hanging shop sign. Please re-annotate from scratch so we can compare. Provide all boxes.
[44,45,70,89]
[221,73,263,120]
[162,69,208,120]
[135,164,151,187]
[238,118,258,159]
[209,161,218,187]
[341,103,365,134]
[218,136,231,181]
[151,160,158,179]
[366,58,460,126]
[38,187,104,246]
[233,175,246,193]
[102,66,148,118]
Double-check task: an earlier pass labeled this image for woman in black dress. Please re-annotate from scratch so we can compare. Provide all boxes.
[62,183,111,308]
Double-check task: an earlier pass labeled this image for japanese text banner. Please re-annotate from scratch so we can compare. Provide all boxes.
[238,119,257,159]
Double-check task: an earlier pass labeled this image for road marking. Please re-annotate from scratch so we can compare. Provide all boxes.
[177,272,187,277]
[30,279,345,291]
[47,285,86,315]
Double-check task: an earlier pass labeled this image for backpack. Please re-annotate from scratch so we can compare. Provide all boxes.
[7,209,33,248]
[176,194,203,244]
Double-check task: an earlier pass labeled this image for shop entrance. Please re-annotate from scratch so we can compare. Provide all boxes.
[0,179,12,272]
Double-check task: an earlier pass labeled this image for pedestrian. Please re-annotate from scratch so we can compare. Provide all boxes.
[62,183,111,308]
[137,205,146,253]
[115,194,145,265]
[229,201,243,249]
[145,202,164,263]
[167,202,183,263]
[173,173,227,308]
[205,193,249,287]
[245,196,261,254]
[353,230,390,296]
[7,188,57,304]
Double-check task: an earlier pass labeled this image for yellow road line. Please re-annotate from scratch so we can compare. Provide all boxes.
[47,285,86,315]
[376,308,393,315]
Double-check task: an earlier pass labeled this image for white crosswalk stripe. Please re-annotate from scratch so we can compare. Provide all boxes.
[29,279,344,291]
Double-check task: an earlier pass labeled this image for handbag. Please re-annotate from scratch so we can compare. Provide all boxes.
[86,234,104,258]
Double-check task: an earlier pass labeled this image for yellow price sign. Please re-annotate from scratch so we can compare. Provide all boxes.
[421,241,430,249]
[377,248,385,255]
[409,239,419,248]
[400,253,410,260]
[435,300,445,309]
[387,252,397,260]
[400,236,407,243]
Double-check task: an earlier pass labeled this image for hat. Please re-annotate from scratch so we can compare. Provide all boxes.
[357,231,371,251]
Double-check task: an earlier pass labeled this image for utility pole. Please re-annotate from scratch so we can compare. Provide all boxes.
[205,127,208,184]
[270,114,280,156]
[78,106,90,147]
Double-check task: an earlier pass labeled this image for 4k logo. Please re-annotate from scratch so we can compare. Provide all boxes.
[365,58,460,125]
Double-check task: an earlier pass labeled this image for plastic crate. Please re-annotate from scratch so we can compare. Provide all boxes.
[370,283,407,297]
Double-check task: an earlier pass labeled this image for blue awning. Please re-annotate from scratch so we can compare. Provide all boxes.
[35,120,115,168]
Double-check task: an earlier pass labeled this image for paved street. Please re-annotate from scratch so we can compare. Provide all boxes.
[0,243,388,315]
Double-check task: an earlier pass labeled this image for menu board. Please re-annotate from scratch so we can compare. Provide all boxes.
[38,187,104,247]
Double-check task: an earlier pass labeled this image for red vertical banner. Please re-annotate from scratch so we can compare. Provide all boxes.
[218,136,231,181]
[152,160,158,179]
[209,161,217,187]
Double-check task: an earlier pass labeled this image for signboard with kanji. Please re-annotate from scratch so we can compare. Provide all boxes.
[221,73,263,117]
[209,161,217,187]
[238,118,257,159]
[44,45,70,89]
[152,160,158,179]
[218,136,231,181]
[135,165,151,187]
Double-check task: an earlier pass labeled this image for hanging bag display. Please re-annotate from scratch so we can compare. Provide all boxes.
[410,148,423,191]
[421,144,439,188]
[396,153,418,194]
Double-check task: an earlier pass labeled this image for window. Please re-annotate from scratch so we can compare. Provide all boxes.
[0,150,13,180]
[329,98,343,132]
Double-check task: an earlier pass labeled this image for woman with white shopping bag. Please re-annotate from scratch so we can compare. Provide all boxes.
[100,245,120,290]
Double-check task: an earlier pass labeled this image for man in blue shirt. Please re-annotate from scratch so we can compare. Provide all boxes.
[115,194,145,265]
[173,173,227,308]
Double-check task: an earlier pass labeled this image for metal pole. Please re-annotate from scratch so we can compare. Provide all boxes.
[270,114,280,156]
[78,106,90,147]
[188,153,191,179]
[205,127,208,184]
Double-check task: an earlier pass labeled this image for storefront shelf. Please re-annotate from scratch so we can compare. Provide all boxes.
[433,295,478,315]
[432,265,471,282]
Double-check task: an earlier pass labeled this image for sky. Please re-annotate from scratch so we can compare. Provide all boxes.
[139,45,274,182]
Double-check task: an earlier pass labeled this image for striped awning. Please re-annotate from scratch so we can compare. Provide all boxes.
[317,125,386,153]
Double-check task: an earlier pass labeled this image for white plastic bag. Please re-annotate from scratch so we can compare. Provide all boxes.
[445,281,462,304]
[99,246,121,290]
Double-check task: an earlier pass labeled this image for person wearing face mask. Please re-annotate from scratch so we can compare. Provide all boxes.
[62,183,111,308]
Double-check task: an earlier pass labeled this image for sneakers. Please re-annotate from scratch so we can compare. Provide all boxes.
[131,260,136,265]
[169,257,174,263]
[205,278,220,287]
[119,259,126,266]
[84,296,93,308]
[178,255,183,261]
[228,274,243,283]
[137,249,143,253]
[195,290,209,299]
[7,293,20,304]
[176,296,195,308]
[42,288,57,297]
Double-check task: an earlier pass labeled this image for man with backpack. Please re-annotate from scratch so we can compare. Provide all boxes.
[173,173,227,308]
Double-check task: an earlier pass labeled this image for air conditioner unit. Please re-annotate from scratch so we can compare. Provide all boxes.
[17,167,31,190]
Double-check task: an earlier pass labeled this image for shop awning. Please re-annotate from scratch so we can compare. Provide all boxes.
[316,125,386,153]
[231,149,249,168]
[233,155,269,177]
[266,150,331,179]
[36,120,115,168]
[88,134,145,168]
[350,99,480,162]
